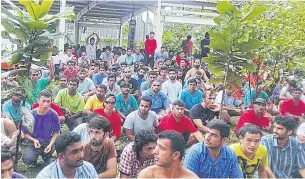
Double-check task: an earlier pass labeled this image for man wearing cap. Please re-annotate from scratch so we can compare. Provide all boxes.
[2,87,31,125]
[234,98,271,135]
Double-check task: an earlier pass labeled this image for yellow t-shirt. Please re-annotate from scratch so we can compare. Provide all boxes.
[230,143,268,178]
[84,94,103,111]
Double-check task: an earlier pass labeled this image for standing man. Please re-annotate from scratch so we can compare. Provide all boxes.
[162,68,182,104]
[261,115,305,178]
[183,119,243,178]
[137,131,199,179]
[83,116,117,178]
[144,32,157,68]
[36,131,98,178]
[86,35,99,61]
[22,90,60,167]
[182,35,193,58]
[123,96,158,142]
[232,124,275,178]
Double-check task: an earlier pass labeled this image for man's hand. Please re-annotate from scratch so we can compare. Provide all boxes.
[33,139,41,149]
[44,144,52,154]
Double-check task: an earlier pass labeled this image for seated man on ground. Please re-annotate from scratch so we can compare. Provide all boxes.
[22,90,60,167]
[1,149,26,179]
[52,75,68,100]
[138,131,199,179]
[234,98,271,135]
[83,84,106,115]
[124,96,158,142]
[157,100,204,147]
[94,94,122,141]
[55,78,85,130]
[83,115,117,178]
[281,87,305,120]
[36,131,98,178]
[120,130,157,178]
[77,68,96,101]
[142,80,170,115]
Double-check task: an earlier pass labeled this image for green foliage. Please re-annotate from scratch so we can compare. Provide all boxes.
[1,0,75,66]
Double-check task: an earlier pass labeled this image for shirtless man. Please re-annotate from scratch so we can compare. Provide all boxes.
[137,131,199,179]
[184,58,209,83]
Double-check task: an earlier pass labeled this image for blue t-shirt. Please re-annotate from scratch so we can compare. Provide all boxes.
[2,99,31,125]
[244,89,270,107]
[179,89,203,110]
[142,89,169,114]
[92,73,108,85]
[115,93,139,116]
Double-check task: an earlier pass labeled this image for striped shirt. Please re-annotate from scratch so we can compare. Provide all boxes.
[261,134,305,178]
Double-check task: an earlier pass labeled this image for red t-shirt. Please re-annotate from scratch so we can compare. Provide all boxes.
[157,114,197,135]
[32,103,64,117]
[175,56,190,67]
[182,40,193,53]
[63,68,77,79]
[94,108,122,138]
[145,38,157,55]
[281,99,305,116]
[234,109,270,134]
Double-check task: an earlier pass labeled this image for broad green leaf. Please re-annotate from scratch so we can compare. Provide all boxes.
[239,62,256,72]
[39,52,52,60]
[18,0,40,20]
[202,56,217,63]
[1,7,29,31]
[3,0,29,19]
[39,0,54,19]
[243,6,267,21]
[10,53,22,65]
[238,39,264,52]
[1,18,28,41]
[27,21,48,30]
[238,33,249,43]
[216,1,235,14]
[213,16,221,25]
[210,37,230,54]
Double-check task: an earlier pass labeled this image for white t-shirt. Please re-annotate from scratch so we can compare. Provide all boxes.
[77,78,96,96]
[73,123,90,143]
[162,80,182,103]
[215,90,242,107]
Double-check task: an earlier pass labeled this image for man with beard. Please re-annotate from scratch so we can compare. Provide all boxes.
[140,71,158,93]
[22,90,60,167]
[77,68,96,101]
[162,68,182,104]
[183,119,243,178]
[36,131,98,178]
[231,124,275,178]
[120,130,157,178]
[156,66,168,85]
[94,94,122,141]
[133,46,144,62]
[154,46,169,64]
[83,116,117,178]
[116,82,139,121]
[184,58,209,83]
[235,98,271,135]
[142,80,170,115]
[117,67,139,97]
[120,48,136,66]
[133,68,147,90]
[52,75,68,100]
[55,78,85,130]
[2,87,31,125]
[103,74,121,96]
[261,116,305,178]
[281,87,305,119]
[124,96,158,142]
[100,46,114,62]
[137,131,198,179]
[189,94,220,133]
[83,84,106,115]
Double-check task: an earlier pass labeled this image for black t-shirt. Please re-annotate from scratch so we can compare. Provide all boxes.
[189,103,219,125]
[117,78,138,94]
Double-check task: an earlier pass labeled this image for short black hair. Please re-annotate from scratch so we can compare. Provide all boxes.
[150,31,155,35]
[172,99,185,107]
[294,87,303,93]
[237,124,262,138]
[38,89,52,99]
[97,84,107,91]
[188,78,197,85]
[158,131,185,160]
[206,119,230,138]
[78,67,87,73]
[121,62,128,66]
[90,37,95,42]
[187,35,192,40]
[168,68,176,73]
[105,94,116,102]
[274,115,298,131]
[107,74,116,81]
[120,81,130,88]
[139,96,152,108]
[55,131,81,154]
[68,77,79,85]
[148,71,158,76]
[160,66,168,71]
[133,130,157,156]
[1,148,13,163]
[88,115,111,133]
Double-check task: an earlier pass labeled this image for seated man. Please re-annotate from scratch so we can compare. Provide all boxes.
[77,68,96,100]
[142,80,170,115]
[184,119,243,178]
[157,100,204,147]
[140,71,158,93]
[244,84,272,111]
[63,60,77,80]
[22,90,60,166]
[116,82,139,121]
[83,84,106,115]
[234,98,271,135]
[36,131,98,178]
[94,94,122,141]
[189,94,220,133]
[52,75,68,100]
[55,78,85,130]
[120,130,157,178]
[73,113,98,143]
[83,115,117,178]
[281,87,305,119]
[124,96,158,142]
[138,131,199,179]
[1,149,26,179]
[104,74,121,96]
[92,65,108,86]
[2,87,31,125]
[231,124,275,178]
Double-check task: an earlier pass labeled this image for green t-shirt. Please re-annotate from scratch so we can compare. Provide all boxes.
[32,78,50,104]
[54,88,85,113]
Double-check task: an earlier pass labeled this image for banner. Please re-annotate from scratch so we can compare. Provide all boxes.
[128,19,136,49]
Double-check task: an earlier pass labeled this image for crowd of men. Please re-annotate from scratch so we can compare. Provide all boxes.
[1,31,305,179]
